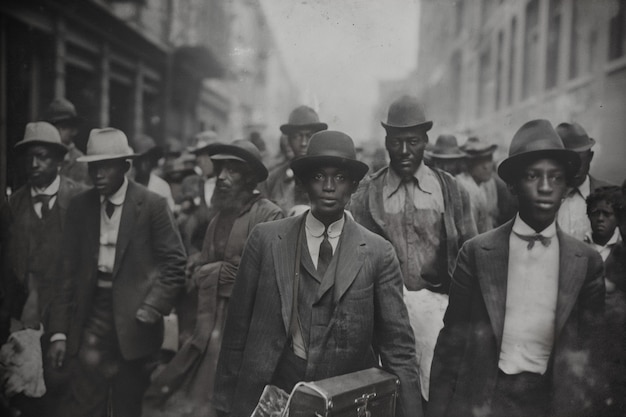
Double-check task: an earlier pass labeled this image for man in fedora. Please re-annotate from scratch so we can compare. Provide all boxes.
[1,121,85,416]
[428,119,605,417]
[214,131,422,417]
[424,134,467,176]
[131,134,175,211]
[44,98,89,186]
[46,127,186,417]
[144,139,283,417]
[556,122,614,241]
[456,136,517,233]
[349,95,476,402]
[262,105,328,215]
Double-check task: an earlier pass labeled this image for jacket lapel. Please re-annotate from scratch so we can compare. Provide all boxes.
[325,216,365,302]
[112,182,141,278]
[368,170,389,239]
[554,231,587,338]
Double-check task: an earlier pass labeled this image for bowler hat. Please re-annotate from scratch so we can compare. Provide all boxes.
[280,106,328,135]
[425,134,466,160]
[460,136,497,158]
[132,134,164,160]
[556,122,596,152]
[77,128,136,162]
[190,130,220,154]
[290,130,369,181]
[14,121,68,155]
[207,139,268,182]
[44,98,82,126]
[381,95,433,131]
[498,119,580,184]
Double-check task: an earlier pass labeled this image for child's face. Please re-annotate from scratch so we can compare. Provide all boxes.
[589,200,618,242]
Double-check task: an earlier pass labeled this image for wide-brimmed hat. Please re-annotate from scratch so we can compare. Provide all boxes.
[132,134,163,160]
[381,95,433,131]
[460,136,497,158]
[77,128,136,163]
[425,134,466,160]
[498,119,580,184]
[206,139,268,182]
[44,98,83,126]
[556,122,596,152]
[14,121,68,155]
[290,130,369,181]
[280,106,328,135]
[189,130,220,154]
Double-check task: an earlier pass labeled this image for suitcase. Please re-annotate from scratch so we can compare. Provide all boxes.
[286,367,399,417]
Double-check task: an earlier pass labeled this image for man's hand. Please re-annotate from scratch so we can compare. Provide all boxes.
[135,305,161,325]
[47,340,66,369]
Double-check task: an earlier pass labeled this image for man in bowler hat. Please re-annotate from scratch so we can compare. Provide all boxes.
[46,128,186,417]
[429,119,605,417]
[213,131,422,417]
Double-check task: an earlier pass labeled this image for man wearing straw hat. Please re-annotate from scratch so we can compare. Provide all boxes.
[46,128,186,417]
[429,119,605,417]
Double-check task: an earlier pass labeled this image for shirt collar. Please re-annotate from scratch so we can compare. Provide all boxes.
[100,176,129,205]
[385,162,435,197]
[31,175,61,196]
[572,175,591,198]
[306,210,345,239]
[586,227,622,247]
[512,214,557,239]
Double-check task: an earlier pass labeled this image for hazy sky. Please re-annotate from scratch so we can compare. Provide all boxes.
[259,0,420,143]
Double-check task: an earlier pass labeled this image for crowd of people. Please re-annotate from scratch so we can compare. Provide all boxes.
[0,94,624,417]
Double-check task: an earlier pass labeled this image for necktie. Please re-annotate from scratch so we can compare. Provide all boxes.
[318,230,333,276]
[513,231,552,250]
[105,200,116,218]
[33,194,54,219]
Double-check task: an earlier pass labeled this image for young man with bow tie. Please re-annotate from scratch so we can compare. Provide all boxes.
[428,119,606,417]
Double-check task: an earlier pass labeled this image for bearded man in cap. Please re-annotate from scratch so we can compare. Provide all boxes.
[261,105,328,215]
[349,95,476,402]
[143,140,283,417]
[46,128,186,417]
[1,122,85,417]
[556,122,614,241]
[428,119,605,417]
[214,131,422,417]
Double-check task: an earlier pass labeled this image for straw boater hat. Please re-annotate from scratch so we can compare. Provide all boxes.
[498,119,580,184]
[381,95,433,131]
[77,128,136,162]
[556,122,596,152]
[14,121,68,156]
[290,130,369,181]
[425,134,466,160]
[460,136,498,158]
[44,98,83,126]
[280,106,328,135]
[206,139,269,182]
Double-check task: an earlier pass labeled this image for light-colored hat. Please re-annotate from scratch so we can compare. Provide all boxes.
[77,128,136,162]
[189,130,221,154]
[460,136,497,158]
[425,134,466,160]
[280,106,328,135]
[14,121,67,155]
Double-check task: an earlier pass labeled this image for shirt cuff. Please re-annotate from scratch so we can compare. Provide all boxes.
[50,333,67,342]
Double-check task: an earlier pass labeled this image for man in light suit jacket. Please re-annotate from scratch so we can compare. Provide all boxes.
[214,131,422,417]
[428,120,605,417]
[46,128,186,417]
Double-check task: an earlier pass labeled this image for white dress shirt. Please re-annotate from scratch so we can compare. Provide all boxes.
[98,177,129,273]
[305,211,344,268]
[30,175,60,218]
[557,175,591,241]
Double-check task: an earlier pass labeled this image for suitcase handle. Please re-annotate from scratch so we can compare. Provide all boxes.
[355,392,376,417]
[282,381,332,417]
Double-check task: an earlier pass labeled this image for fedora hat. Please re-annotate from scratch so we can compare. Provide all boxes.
[425,134,466,160]
[190,130,220,154]
[498,119,580,184]
[290,130,369,181]
[132,134,163,160]
[460,136,497,158]
[381,95,433,131]
[207,139,268,182]
[556,122,596,152]
[77,128,136,163]
[14,121,68,155]
[44,98,82,126]
[280,106,328,135]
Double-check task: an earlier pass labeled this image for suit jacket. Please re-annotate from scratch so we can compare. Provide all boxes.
[428,220,605,417]
[213,213,422,417]
[48,181,186,360]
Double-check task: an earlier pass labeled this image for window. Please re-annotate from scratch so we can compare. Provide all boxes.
[496,31,504,109]
[569,0,598,79]
[522,0,540,99]
[478,47,491,117]
[508,17,517,105]
[545,0,562,89]
[609,0,626,60]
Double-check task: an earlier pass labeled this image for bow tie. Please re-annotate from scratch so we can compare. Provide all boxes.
[32,193,55,205]
[513,231,552,250]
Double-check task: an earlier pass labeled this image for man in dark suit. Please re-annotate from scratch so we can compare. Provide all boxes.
[214,131,422,417]
[429,120,605,417]
[46,128,186,417]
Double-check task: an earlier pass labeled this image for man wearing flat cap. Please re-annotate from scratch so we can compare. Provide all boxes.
[556,122,614,241]
[1,121,86,416]
[349,95,476,402]
[46,127,186,417]
[214,131,422,417]
[144,139,283,417]
[429,119,605,417]
[262,105,328,215]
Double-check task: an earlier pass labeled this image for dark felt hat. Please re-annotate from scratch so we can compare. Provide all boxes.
[460,136,498,158]
[280,106,328,135]
[290,130,369,181]
[556,122,596,152]
[206,139,268,182]
[14,121,68,156]
[498,119,580,184]
[381,95,433,131]
[425,134,466,160]
[44,98,83,126]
